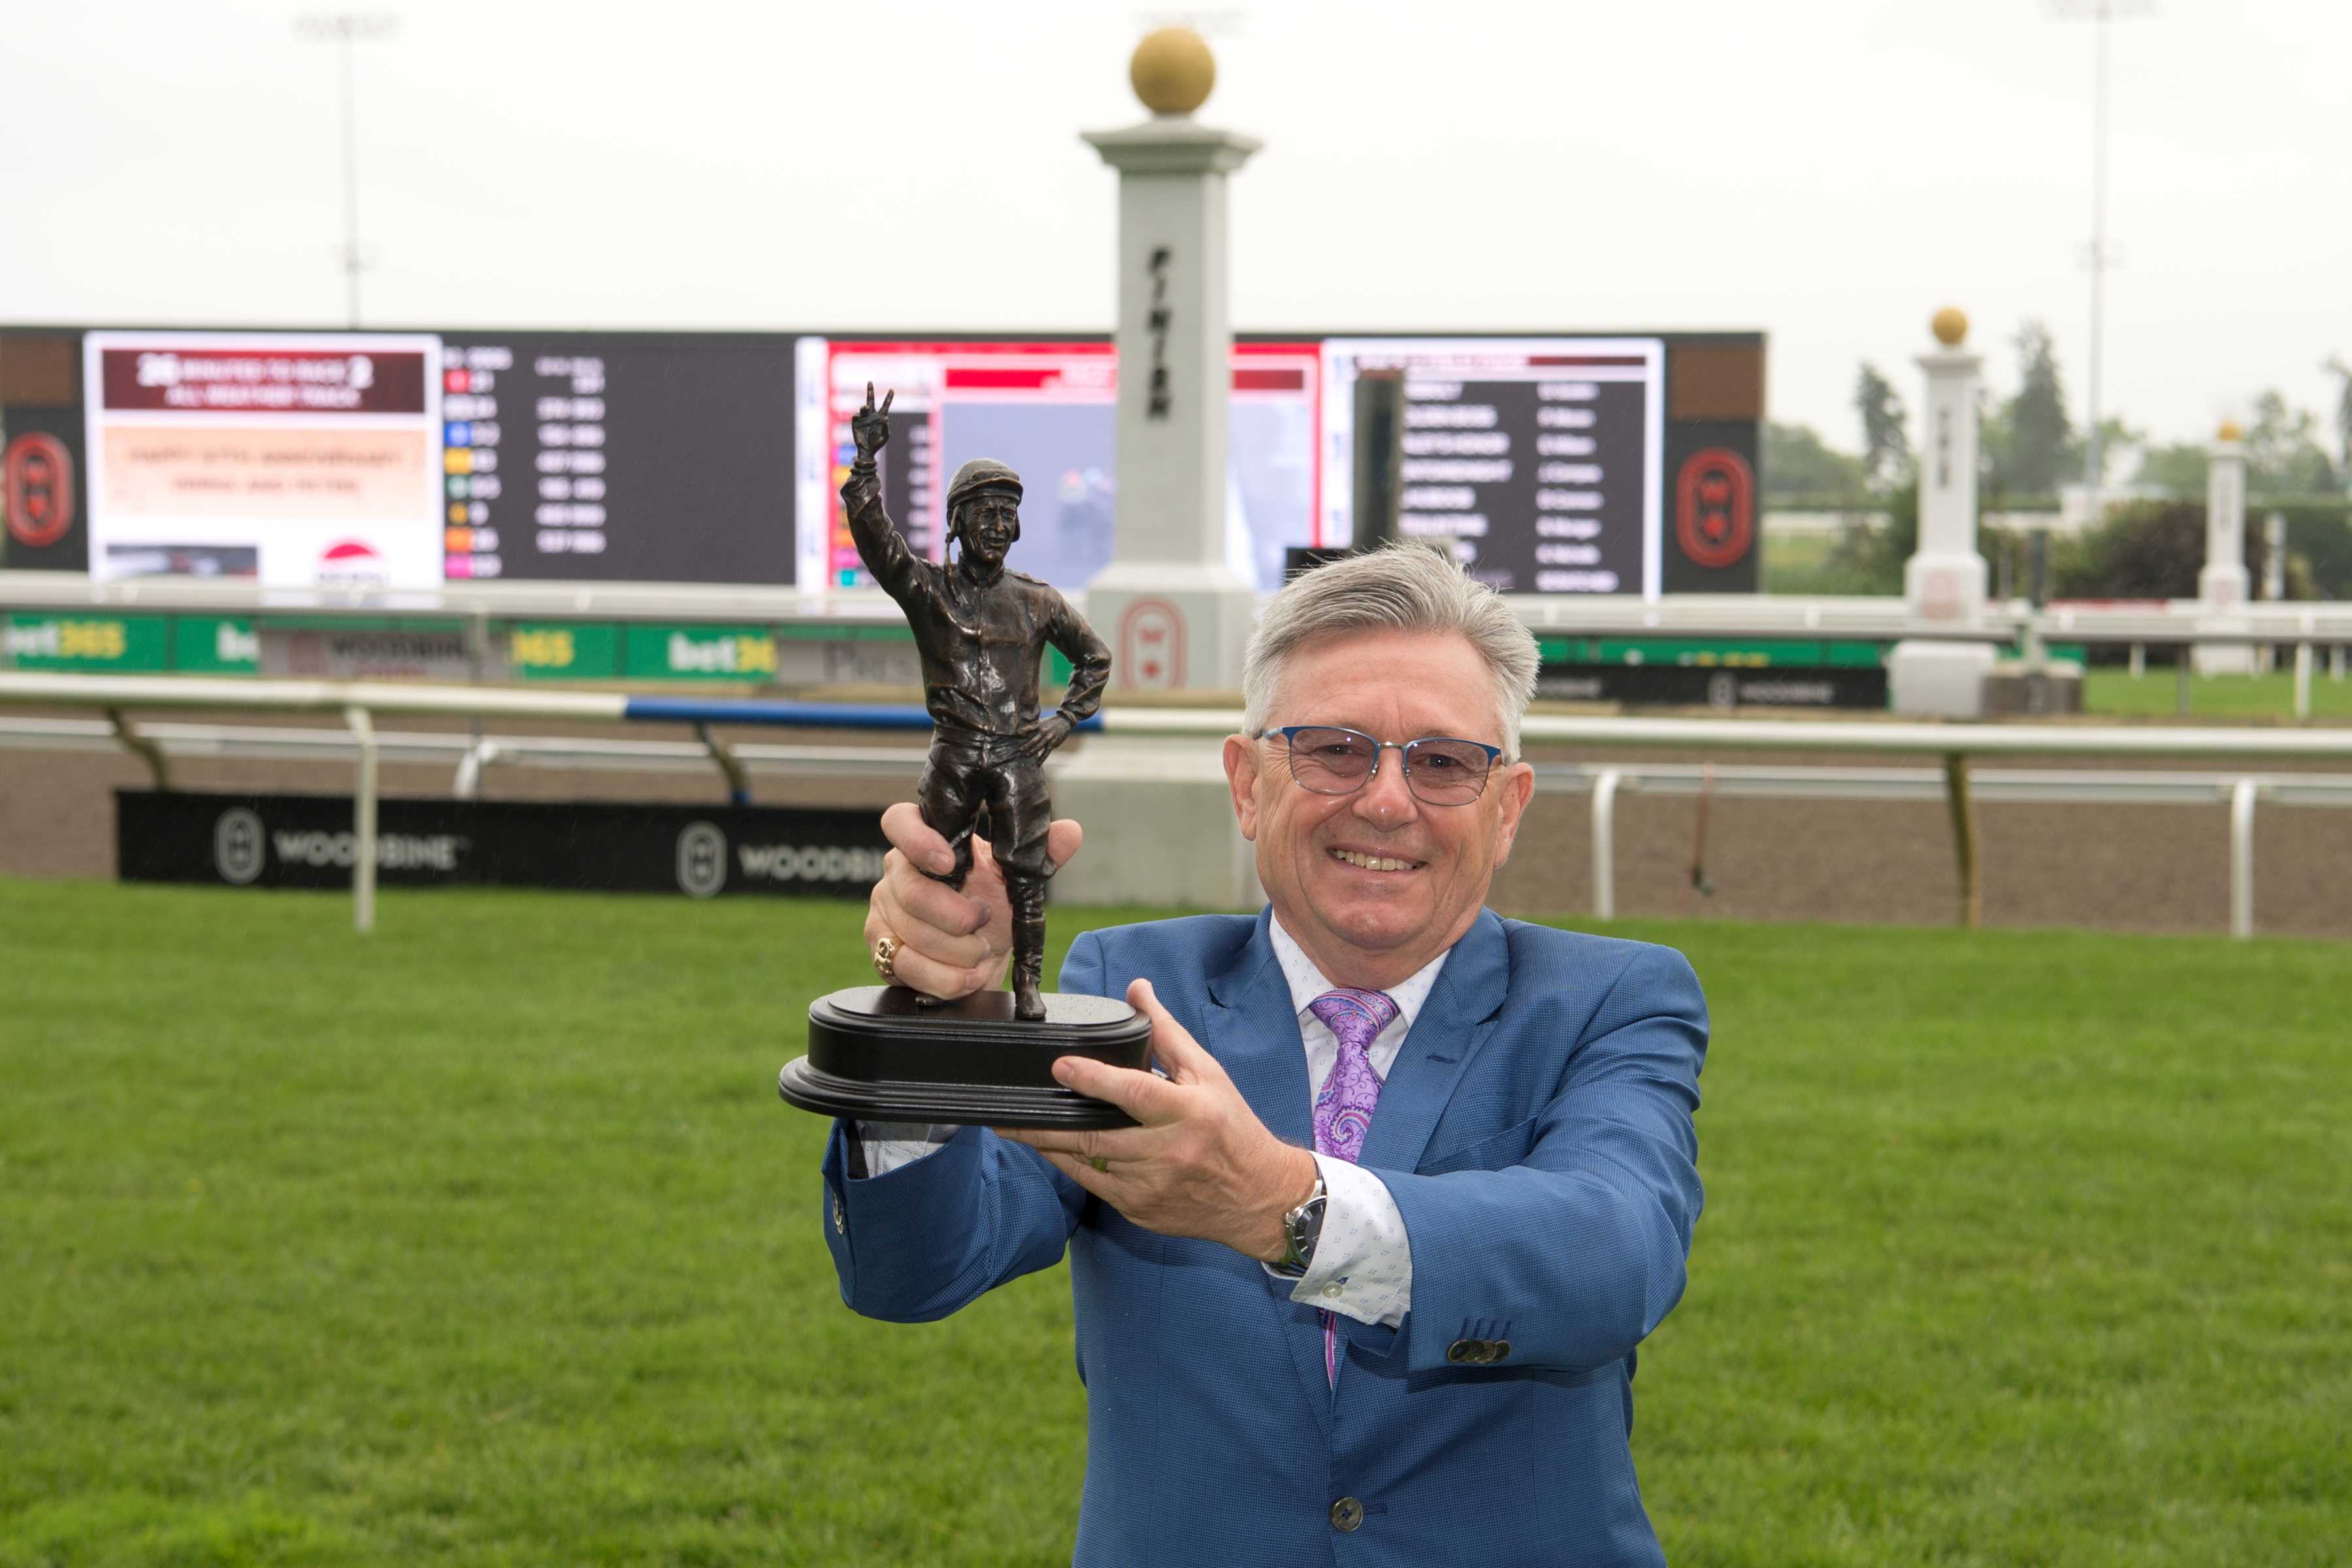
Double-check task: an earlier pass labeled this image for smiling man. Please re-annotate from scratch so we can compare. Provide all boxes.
[823,544,1709,1567]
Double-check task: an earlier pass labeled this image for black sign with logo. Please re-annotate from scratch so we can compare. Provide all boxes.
[1536,664,1887,710]
[116,791,890,899]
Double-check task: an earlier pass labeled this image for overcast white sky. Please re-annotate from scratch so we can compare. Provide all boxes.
[7,0,2347,453]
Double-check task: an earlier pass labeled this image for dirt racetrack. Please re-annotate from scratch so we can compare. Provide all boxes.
[5,701,2347,941]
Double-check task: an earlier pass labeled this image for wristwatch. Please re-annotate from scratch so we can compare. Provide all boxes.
[1268,1174,1328,1279]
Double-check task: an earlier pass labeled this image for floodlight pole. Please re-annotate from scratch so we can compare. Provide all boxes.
[2053,0,2151,531]
[337,29,361,327]
[2083,8,2115,531]
[296,14,399,328]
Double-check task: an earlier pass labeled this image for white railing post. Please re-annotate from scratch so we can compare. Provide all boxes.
[2229,778,2256,940]
[2294,642,2313,720]
[346,704,378,934]
[2128,642,2144,679]
[1944,753,1981,929]
[105,707,171,789]
[694,720,753,806]
[1592,768,1622,921]
[453,737,498,800]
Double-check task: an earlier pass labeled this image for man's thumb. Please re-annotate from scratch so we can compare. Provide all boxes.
[1128,978,1211,1081]
[1047,817,1085,872]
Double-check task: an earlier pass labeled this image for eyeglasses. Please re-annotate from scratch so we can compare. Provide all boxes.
[1253,725,1505,807]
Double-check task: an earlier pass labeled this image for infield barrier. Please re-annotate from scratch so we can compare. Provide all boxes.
[8,671,2352,939]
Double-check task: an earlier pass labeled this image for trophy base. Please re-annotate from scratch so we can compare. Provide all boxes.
[779,985,1152,1130]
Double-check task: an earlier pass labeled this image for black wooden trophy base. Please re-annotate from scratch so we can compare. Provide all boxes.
[779,986,1152,1130]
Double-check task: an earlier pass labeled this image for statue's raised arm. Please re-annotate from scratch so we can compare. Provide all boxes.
[840,384,914,596]
[851,382,893,463]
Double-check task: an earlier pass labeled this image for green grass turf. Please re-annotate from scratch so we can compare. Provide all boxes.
[2,881,2345,1565]
[1758,532,1842,596]
[2080,665,2352,721]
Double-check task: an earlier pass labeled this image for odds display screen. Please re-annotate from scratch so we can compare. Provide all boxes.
[1320,338,1665,597]
[63,329,794,592]
[433,333,796,585]
[5,327,1758,596]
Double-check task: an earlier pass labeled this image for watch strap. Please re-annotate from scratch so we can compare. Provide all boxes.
[1268,1175,1327,1279]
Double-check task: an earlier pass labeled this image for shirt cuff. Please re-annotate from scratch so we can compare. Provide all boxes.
[1283,1152,1413,1328]
[854,1121,961,1177]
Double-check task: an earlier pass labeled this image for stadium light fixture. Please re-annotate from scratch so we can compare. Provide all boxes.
[293,12,402,329]
[2046,0,2154,533]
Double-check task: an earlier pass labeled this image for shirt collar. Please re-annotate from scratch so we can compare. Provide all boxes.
[1267,911,1450,1032]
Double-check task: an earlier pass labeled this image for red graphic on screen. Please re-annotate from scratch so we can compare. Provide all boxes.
[1675,448,1754,570]
[100,348,428,415]
[3,433,74,549]
[316,538,391,587]
[1117,598,1186,690]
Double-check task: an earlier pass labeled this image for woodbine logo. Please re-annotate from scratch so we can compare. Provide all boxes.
[672,821,887,898]
[212,808,465,880]
[737,843,887,884]
[271,830,466,871]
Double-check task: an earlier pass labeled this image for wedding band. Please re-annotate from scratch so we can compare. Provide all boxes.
[1090,1154,1109,1173]
[871,934,899,982]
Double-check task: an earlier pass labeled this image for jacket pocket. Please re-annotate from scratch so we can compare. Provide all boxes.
[1419,1113,1540,1175]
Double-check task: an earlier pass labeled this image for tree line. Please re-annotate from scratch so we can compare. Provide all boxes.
[1765,325,2352,600]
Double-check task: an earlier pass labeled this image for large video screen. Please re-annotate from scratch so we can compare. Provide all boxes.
[65,329,796,591]
[434,333,796,584]
[3,327,1759,596]
[1320,338,1664,596]
[798,337,1321,593]
[82,331,447,588]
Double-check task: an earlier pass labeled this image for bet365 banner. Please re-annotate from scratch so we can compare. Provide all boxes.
[116,791,889,899]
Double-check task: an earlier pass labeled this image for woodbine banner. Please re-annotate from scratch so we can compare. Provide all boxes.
[115,792,891,900]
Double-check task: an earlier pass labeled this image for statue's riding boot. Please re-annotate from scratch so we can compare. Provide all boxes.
[1009,881,1049,1021]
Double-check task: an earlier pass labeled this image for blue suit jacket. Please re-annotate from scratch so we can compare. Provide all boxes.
[821,907,1708,1567]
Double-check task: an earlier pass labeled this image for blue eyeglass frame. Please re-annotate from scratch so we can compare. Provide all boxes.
[1251,725,1507,805]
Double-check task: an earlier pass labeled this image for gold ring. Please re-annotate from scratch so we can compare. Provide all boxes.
[1089,1154,1109,1173]
[871,934,899,982]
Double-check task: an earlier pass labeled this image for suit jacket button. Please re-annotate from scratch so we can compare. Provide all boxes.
[1446,1339,1473,1364]
[1490,1340,1511,1362]
[1330,1496,1364,1532]
[831,1196,845,1235]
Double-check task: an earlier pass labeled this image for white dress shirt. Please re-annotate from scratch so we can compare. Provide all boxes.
[1259,915,1439,1330]
[855,915,1450,1330]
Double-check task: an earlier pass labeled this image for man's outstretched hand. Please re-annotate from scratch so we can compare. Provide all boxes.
[862,802,1082,1002]
[996,979,1320,1263]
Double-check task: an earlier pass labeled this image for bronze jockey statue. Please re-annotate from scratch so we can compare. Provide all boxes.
[842,384,1111,1020]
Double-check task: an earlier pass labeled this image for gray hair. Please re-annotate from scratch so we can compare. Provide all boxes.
[1241,543,1540,757]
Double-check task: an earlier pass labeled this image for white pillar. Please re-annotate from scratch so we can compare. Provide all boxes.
[1049,736,1262,909]
[2195,423,2254,675]
[1889,308,1995,716]
[1081,30,1262,694]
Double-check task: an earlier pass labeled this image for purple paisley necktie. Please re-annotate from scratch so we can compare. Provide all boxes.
[1307,987,1400,1385]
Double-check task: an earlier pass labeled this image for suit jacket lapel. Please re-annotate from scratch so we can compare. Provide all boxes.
[1205,909,1330,1432]
[1207,910,1314,1148]
[1359,908,1511,1177]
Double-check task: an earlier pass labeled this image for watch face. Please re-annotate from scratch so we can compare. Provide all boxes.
[1290,1194,1327,1263]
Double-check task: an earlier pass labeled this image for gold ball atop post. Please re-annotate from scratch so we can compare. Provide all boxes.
[1929,307,1969,348]
[1130,26,1216,116]
[2217,417,2244,442]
